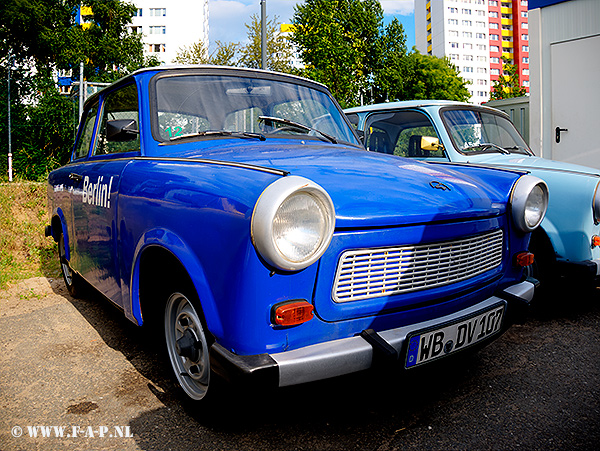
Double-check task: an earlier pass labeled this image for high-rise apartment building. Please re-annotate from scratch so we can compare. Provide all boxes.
[130,0,209,64]
[415,0,529,104]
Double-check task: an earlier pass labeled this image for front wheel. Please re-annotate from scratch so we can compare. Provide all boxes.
[164,291,212,401]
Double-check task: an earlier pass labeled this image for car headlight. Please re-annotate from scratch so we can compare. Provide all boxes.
[251,176,335,271]
[593,181,600,224]
[510,175,549,232]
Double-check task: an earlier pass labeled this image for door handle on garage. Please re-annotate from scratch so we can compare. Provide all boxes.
[555,127,568,143]
[69,173,83,182]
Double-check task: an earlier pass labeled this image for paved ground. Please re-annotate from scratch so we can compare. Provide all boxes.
[1,277,599,450]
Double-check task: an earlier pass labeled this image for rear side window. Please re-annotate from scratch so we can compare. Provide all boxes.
[73,102,99,160]
[365,110,444,158]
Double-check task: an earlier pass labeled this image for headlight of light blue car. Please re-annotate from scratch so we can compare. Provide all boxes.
[511,175,549,233]
[251,175,336,271]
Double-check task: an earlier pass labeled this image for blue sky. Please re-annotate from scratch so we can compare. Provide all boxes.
[209,0,416,51]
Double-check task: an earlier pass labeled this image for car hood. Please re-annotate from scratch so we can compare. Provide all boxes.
[466,153,600,177]
[160,139,520,228]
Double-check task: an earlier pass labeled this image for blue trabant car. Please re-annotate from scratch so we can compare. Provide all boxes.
[346,101,600,286]
[46,67,548,402]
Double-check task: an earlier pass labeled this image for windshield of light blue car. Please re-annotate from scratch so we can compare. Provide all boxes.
[152,74,360,146]
[442,109,531,155]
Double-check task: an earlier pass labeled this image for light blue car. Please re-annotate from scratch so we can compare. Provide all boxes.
[345,101,600,286]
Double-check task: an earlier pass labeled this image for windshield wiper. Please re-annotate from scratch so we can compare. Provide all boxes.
[169,130,266,142]
[463,143,510,155]
[258,115,337,144]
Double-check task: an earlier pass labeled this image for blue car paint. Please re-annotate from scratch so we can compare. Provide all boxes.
[346,100,600,280]
[47,68,539,391]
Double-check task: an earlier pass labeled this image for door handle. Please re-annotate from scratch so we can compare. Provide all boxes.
[555,127,568,143]
[68,173,83,182]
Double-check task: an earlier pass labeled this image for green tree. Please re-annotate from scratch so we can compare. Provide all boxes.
[402,51,471,102]
[490,55,527,100]
[239,14,295,73]
[291,0,384,107]
[371,18,408,103]
[174,40,239,66]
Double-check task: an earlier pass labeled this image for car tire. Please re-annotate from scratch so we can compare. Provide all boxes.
[58,233,84,298]
[164,290,214,401]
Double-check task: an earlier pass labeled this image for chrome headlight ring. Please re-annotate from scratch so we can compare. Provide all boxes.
[251,176,336,272]
[593,180,600,225]
[510,175,549,233]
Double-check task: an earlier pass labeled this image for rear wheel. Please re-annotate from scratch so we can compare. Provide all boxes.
[164,291,212,401]
[58,233,83,297]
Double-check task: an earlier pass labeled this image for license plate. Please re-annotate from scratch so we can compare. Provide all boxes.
[405,303,505,368]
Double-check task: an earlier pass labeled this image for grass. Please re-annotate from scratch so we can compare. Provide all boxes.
[0,181,61,289]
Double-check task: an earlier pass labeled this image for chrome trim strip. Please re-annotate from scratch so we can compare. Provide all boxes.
[272,280,534,387]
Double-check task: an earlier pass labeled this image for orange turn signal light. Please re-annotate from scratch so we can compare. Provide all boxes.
[592,235,600,248]
[273,301,314,327]
[516,252,535,267]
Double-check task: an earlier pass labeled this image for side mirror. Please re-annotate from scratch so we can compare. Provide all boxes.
[106,119,139,142]
[421,136,442,151]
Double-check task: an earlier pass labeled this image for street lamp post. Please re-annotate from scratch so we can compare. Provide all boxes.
[261,0,267,70]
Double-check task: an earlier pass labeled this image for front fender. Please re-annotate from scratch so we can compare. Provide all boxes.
[127,227,223,339]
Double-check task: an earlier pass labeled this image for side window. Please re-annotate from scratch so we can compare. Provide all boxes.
[345,113,359,130]
[73,102,99,160]
[94,83,140,156]
[366,111,444,158]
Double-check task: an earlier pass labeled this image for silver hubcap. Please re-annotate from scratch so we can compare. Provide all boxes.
[164,292,210,400]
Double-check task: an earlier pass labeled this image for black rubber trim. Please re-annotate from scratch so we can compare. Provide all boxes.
[209,343,279,389]
[495,288,531,325]
[359,329,399,363]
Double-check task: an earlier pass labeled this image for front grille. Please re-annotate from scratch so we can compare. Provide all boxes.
[333,229,503,303]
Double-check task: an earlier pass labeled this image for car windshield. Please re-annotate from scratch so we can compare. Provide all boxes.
[152,74,360,146]
[442,109,532,156]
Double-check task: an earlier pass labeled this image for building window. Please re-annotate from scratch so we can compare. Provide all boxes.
[522,57,529,63]
[503,36,513,42]
[523,45,529,52]
[477,10,486,16]
[489,0,498,5]
[477,67,487,74]
[462,9,472,14]
[477,91,487,97]
[490,46,500,52]
[463,31,473,38]
[476,21,486,27]
[449,30,459,37]
[477,44,487,51]
[477,79,488,86]
[491,68,500,75]
[462,20,472,26]
[149,26,166,34]
[451,42,459,48]
[449,7,458,13]
[450,53,459,60]
[475,0,485,4]
[501,2,511,7]
[133,8,142,16]
[522,34,529,40]
[477,55,487,62]
[521,0,528,5]
[464,55,474,61]
[490,22,499,29]
[463,66,473,72]
[522,23,528,29]
[448,18,459,25]
[476,33,486,39]
[130,26,142,33]
[464,43,473,49]
[521,11,528,18]
[490,11,498,18]
[523,69,529,75]
[149,43,166,52]
[523,80,530,87]
[150,8,166,17]
[502,14,513,19]
[490,34,499,40]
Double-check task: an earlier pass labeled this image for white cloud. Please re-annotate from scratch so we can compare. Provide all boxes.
[381,0,414,16]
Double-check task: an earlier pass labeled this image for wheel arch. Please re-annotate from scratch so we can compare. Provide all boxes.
[51,208,69,258]
[129,230,224,339]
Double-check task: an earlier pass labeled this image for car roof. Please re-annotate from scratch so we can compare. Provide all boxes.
[344,100,503,116]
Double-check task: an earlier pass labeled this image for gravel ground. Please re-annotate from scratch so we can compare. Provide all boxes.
[1,277,598,450]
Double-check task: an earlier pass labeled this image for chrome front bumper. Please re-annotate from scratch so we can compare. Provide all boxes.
[210,280,535,388]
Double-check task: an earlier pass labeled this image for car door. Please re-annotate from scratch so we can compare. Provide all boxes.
[71,82,141,306]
